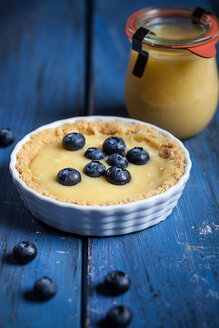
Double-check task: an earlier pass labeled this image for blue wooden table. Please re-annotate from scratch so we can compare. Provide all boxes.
[0,0,218,327]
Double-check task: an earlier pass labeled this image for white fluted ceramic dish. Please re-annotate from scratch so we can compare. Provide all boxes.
[9,116,192,236]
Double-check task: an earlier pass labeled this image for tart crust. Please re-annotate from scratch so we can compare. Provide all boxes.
[16,120,186,206]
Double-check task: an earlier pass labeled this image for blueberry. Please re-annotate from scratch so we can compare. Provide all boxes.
[107,153,128,169]
[0,128,14,147]
[103,136,126,155]
[106,305,132,328]
[105,166,131,185]
[34,277,57,301]
[84,161,106,178]
[12,241,37,264]
[56,168,81,186]
[126,147,150,165]
[62,133,85,151]
[84,147,104,160]
[104,271,131,295]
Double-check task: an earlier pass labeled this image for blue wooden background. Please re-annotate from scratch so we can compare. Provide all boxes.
[0,0,218,327]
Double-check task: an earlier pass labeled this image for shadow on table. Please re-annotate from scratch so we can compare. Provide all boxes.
[23,289,50,303]
[0,160,80,239]
[94,104,128,118]
[1,253,18,265]
[97,319,112,328]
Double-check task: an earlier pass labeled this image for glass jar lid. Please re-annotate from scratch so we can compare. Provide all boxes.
[125,6,219,57]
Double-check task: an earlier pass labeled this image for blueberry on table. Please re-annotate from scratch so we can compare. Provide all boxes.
[84,147,105,160]
[126,147,150,165]
[33,277,57,301]
[13,241,37,264]
[104,271,131,295]
[103,136,126,155]
[107,153,128,169]
[105,166,131,185]
[56,168,81,186]
[0,128,14,147]
[106,305,132,328]
[62,132,85,151]
[84,160,106,177]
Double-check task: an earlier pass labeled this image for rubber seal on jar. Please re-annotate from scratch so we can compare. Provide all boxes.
[126,6,219,59]
[132,27,151,78]
[189,7,217,57]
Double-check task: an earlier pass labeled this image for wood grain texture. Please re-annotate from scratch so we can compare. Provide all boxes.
[0,0,219,327]
[85,0,219,327]
[0,0,85,327]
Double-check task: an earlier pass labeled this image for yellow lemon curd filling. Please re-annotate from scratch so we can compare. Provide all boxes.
[16,121,185,206]
[125,22,219,139]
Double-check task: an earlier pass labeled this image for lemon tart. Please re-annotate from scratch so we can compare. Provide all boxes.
[16,120,185,206]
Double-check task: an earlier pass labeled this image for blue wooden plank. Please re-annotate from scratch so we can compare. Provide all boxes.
[85,0,219,327]
[0,1,85,327]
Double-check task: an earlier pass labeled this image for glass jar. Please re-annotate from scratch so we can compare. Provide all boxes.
[125,6,219,139]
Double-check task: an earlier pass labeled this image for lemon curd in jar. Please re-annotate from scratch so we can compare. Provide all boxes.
[125,8,219,139]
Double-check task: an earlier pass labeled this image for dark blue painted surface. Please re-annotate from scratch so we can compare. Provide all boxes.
[0,0,218,327]
[86,0,219,327]
[0,1,85,327]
